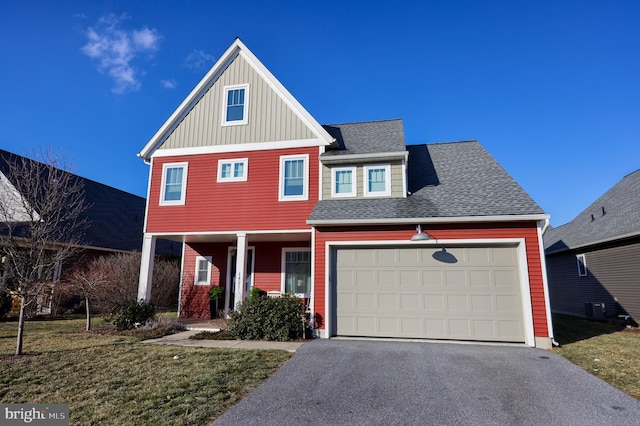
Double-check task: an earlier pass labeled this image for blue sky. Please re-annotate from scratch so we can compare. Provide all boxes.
[1,1,639,227]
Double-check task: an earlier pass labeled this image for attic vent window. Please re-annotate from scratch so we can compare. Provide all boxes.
[222,84,249,126]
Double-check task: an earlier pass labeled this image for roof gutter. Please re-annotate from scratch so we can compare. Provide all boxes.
[545,230,640,255]
[320,151,408,164]
[307,214,550,226]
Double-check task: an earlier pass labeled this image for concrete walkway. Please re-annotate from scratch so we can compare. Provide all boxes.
[141,330,306,352]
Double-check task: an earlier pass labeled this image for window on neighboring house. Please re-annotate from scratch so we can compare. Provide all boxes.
[363,164,391,197]
[160,162,188,205]
[282,248,311,296]
[279,154,309,201]
[195,256,212,285]
[577,254,587,277]
[222,84,249,125]
[218,158,248,182]
[331,166,356,198]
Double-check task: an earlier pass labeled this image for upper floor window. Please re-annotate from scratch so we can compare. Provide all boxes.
[363,164,391,197]
[218,158,248,182]
[576,254,587,277]
[331,166,356,198]
[160,162,188,205]
[279,154,309,201]
[195,256,212,285]
[222,84,249,126]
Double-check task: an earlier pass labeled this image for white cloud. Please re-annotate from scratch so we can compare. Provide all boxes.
[184,49,214,71]
[81,14,160,93]
[161,79,177,89]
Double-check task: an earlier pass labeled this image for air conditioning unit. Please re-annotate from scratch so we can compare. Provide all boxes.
[584,302,606,321]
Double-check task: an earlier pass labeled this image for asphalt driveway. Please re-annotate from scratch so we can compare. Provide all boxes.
[213,339,640,425]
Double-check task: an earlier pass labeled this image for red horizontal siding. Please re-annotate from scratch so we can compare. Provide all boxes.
[146,147,319,233]
[313,222,549,338]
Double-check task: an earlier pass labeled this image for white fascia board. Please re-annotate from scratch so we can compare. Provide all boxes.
[236,43,334,146]
[146,229,313,238]
[150,138,325,158]
[138,40,242,161]
[138,38,334,160]
[307,214,550,226]
[320,151,408,164]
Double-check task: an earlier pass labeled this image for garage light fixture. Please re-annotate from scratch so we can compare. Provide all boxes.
[410,225,431,241]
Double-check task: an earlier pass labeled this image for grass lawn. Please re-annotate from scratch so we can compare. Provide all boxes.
[552,314,640,399]
[0,317,292,425]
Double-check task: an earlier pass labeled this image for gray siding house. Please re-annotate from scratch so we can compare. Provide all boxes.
[544,169,640,323]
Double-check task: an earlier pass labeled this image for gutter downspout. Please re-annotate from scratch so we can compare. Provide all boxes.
[537,217,559,347]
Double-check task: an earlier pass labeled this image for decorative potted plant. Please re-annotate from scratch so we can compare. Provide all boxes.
[208,286,224,319]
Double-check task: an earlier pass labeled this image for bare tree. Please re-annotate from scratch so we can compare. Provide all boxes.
[0,148,88,355]
[70,262,109,331]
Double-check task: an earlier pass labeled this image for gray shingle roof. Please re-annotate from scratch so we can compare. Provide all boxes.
[544,169,640,253]
[0,149,145,252]
[309,140,544,222]
[322,119,406,155]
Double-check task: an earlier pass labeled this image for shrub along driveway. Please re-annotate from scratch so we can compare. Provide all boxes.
[213,339,640,426]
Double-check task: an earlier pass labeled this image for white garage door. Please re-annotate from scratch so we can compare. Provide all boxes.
[334,246,525,342]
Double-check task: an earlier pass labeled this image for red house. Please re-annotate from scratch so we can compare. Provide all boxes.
[137,38,554,348]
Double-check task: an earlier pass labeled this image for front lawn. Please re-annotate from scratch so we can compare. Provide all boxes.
[552,314,640,399]
[0,317,292,425]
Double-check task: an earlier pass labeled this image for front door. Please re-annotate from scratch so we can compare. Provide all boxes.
[226,247,255,312]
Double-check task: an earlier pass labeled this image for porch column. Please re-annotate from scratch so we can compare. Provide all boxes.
[137,234,157,301]
[234,232,248,307]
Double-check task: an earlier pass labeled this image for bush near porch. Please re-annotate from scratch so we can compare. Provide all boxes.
[228,292,306,341]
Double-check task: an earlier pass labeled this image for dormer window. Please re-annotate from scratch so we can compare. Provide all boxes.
[363,164,391,197]
[222,84,249,126]
[331,166,356,198]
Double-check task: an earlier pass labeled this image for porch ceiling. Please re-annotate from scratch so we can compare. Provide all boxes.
[157,231,312,244]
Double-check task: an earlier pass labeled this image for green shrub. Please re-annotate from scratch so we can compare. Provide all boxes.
[112,300,155,331]
[228,293,304,341]
[248,287,266,299]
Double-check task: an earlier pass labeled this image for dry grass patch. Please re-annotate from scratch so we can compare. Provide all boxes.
[552,314,640,399]
[0,317,291,425]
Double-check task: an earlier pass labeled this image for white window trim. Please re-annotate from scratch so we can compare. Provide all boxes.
[160,162,188,206]
[194,256,212,285]
[363,164,391,197]
[279,154,309,201]
[217,158,248,182]
[331,166,357,198]
[577,254,587,277]
[221,83,250,126]
[281,247,311,297]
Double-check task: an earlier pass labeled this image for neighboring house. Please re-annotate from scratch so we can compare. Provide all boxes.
[0,149,178,314]
[137,38,554,348]
[544,170,640,324]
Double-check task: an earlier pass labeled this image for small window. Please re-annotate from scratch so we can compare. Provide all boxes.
[282,248,311,296]
[331,166,356,198]
[577,254,587,277]
[222,84,249,125]
[279,154,309,201]
[195,256,212,285]
[218,158,248,182]
[160,162,188,205]
[363,164,391,197]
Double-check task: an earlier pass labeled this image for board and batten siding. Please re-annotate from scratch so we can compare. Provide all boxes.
[321,161,405,199]
[159,53,315,150]
[546,240,640,322]
[146,147,319,233]
[313,223,549,339]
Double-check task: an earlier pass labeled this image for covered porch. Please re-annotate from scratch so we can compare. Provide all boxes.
[137,230,313,319]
